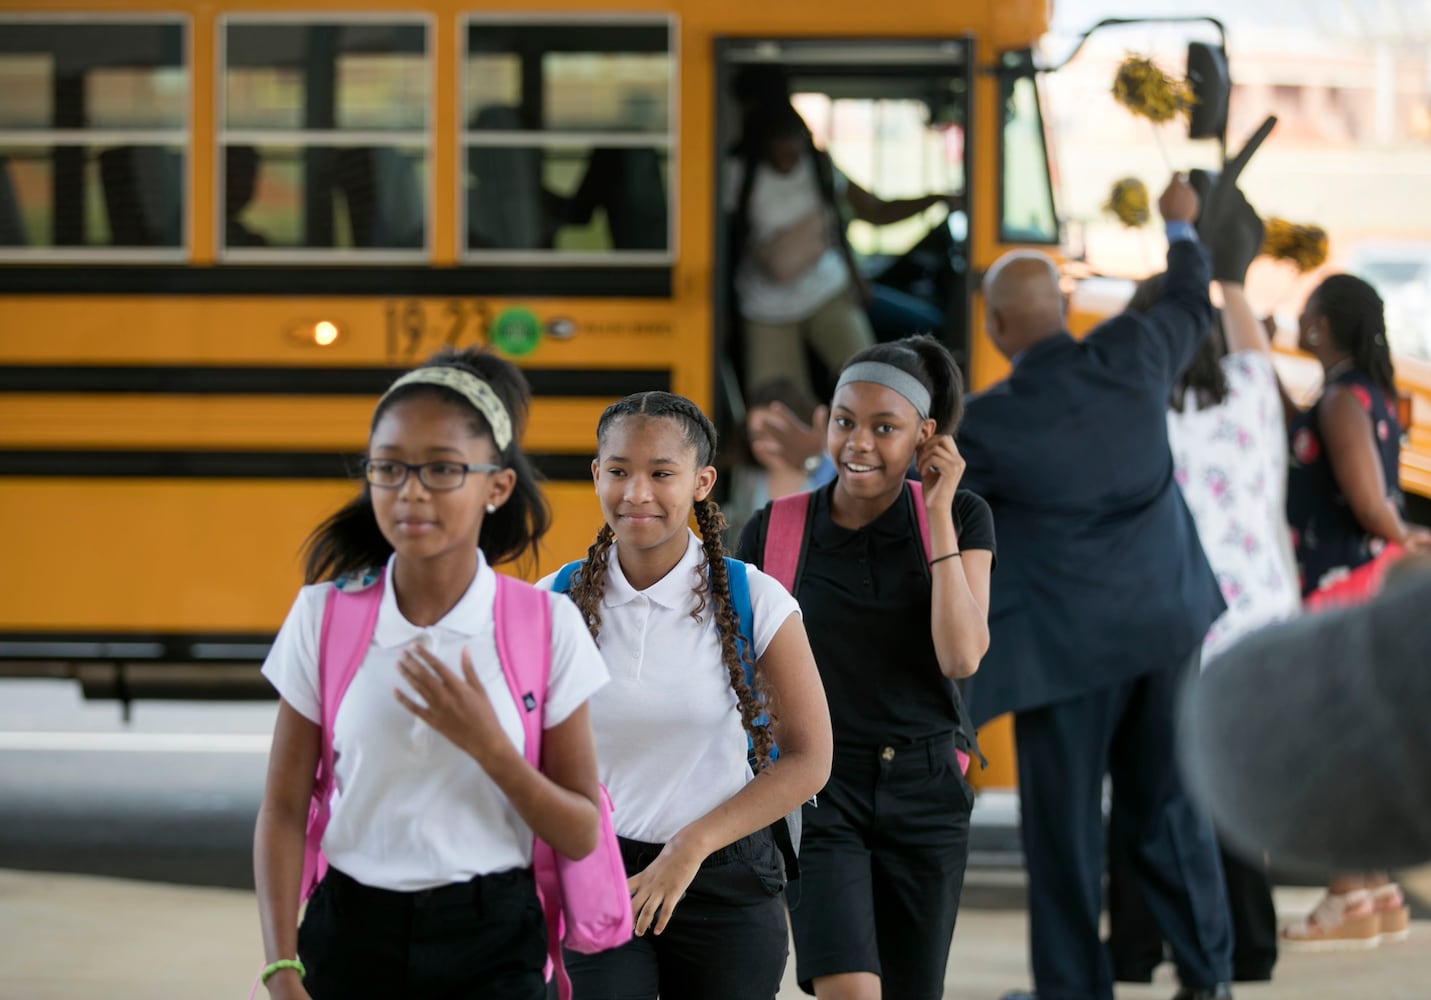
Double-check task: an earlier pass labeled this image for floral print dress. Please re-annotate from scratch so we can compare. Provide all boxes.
[1286,366,1404,597]
[1168,351,1301,663]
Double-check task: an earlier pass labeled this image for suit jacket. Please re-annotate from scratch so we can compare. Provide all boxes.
[959,240,1225,725]
[1180,570,1431,873]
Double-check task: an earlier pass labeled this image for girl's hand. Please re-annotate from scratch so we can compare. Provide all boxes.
[627,838,704,936]
[395,645,511,766]
[1403,526,1431,554]
[917,434,965,512]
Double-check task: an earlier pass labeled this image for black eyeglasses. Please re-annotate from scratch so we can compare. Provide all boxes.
[361,458,502,491]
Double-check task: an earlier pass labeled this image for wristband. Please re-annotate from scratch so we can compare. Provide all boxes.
[929,552,961,567]
[261,959,306,985]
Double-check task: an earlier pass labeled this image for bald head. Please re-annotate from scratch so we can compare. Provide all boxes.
[983,250,1065,359]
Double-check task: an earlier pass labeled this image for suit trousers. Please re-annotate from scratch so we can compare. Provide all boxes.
[1108,831,1278,983]
[1014,660,1233,1000]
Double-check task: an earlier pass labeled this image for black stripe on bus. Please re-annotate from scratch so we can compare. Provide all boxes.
[0,365,671,397]
[0,631,276,664]
[0,265,672,298]
[0,449,595,482]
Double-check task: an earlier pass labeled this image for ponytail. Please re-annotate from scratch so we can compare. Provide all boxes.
[1313,274,1396,398]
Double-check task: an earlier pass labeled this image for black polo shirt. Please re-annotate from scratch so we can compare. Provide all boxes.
[736,482,996,749]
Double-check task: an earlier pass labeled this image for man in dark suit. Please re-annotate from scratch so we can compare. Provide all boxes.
[958,174,1240,1000]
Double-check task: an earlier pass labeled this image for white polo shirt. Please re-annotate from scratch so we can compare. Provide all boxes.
[262,551,608,891]
[537,531,800,844]
[723,153,853,325]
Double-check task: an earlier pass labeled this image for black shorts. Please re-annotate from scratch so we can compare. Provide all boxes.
[790,733,973,998]
[299,865,547,1000]
[564,829,788,1000]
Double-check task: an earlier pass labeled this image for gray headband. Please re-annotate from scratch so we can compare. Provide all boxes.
[835,361,931,420]
[379,367,513,451]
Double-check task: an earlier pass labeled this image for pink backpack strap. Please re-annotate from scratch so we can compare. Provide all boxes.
[763,491,813,592]
[302,568,385,899]
[493,574,570,999]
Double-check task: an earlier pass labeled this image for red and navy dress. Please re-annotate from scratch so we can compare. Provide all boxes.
[1286,367,1403,597]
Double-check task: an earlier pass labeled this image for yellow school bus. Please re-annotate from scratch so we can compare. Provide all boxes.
[2,2,1423,789]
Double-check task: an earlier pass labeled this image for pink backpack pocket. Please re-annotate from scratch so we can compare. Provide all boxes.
[494,575,632,998]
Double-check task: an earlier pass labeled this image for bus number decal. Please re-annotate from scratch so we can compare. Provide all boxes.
[385,300,491,362]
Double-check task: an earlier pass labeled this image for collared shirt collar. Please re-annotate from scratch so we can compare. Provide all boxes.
[1013,331,1075,370]
[810,480,915,547]
[371,550,496,648]
[603,530,705,612]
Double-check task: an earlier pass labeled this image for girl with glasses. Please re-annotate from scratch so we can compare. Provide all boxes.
[253,348,609,1000]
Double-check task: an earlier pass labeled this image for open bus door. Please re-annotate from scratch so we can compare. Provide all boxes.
[713,38,975,431]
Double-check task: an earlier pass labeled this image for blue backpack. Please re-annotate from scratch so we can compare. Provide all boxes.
[553,555,801,881]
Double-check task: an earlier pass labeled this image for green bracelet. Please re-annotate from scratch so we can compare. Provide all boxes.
[261,958,306,985]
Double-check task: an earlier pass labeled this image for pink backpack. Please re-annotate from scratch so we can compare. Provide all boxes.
[301,568,631,999]
[764,480,970,775]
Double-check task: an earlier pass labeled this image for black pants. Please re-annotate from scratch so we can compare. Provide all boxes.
[1108,833,1278,983]
[299,865,547,1000]
[1015,663,1233,1000]
[564,829,788,1000]
[789,733,973,999]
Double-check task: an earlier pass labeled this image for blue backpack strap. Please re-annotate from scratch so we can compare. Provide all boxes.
[724,556,755,688]
[552,559,584,596]
[724,556,780,762]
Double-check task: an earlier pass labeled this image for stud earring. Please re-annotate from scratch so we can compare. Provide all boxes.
[1307,331,1320,346]
[486,503,497,514]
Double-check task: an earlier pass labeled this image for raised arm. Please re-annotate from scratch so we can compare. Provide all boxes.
[1218,283,1274,360]
[845,176,961,227]
[917,435,991,679]
[1130,177,1215,383]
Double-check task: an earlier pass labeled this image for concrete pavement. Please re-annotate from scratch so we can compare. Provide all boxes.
[2,869,1426,999]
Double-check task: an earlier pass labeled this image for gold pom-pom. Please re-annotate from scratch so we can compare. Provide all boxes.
[1113,55,1197,124]
[1262,218,1329,273]
[1104,177,1151,228]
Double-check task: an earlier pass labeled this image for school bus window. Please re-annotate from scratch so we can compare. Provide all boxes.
[463,19,673,260]
[220,19,429,259]
[0,19,186,258]
[999,55,1059,246]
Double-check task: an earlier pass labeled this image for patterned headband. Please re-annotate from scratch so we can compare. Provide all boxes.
[379,367,513,451]
[834,361,932,420]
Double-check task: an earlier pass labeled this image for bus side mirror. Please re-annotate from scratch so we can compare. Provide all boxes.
[1187,42,1229,141]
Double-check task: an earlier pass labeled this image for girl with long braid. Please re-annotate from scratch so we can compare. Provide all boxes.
[1279,274,1431,950]
[538,391,832,999]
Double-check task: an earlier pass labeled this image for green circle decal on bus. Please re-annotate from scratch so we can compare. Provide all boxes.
[492,307,542,357]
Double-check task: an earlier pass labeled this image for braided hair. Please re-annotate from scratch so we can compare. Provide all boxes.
[1311,274,1397,398]
[569,391,776,768]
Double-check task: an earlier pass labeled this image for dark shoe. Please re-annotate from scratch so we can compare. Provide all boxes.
[1172,985,1233,1000]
